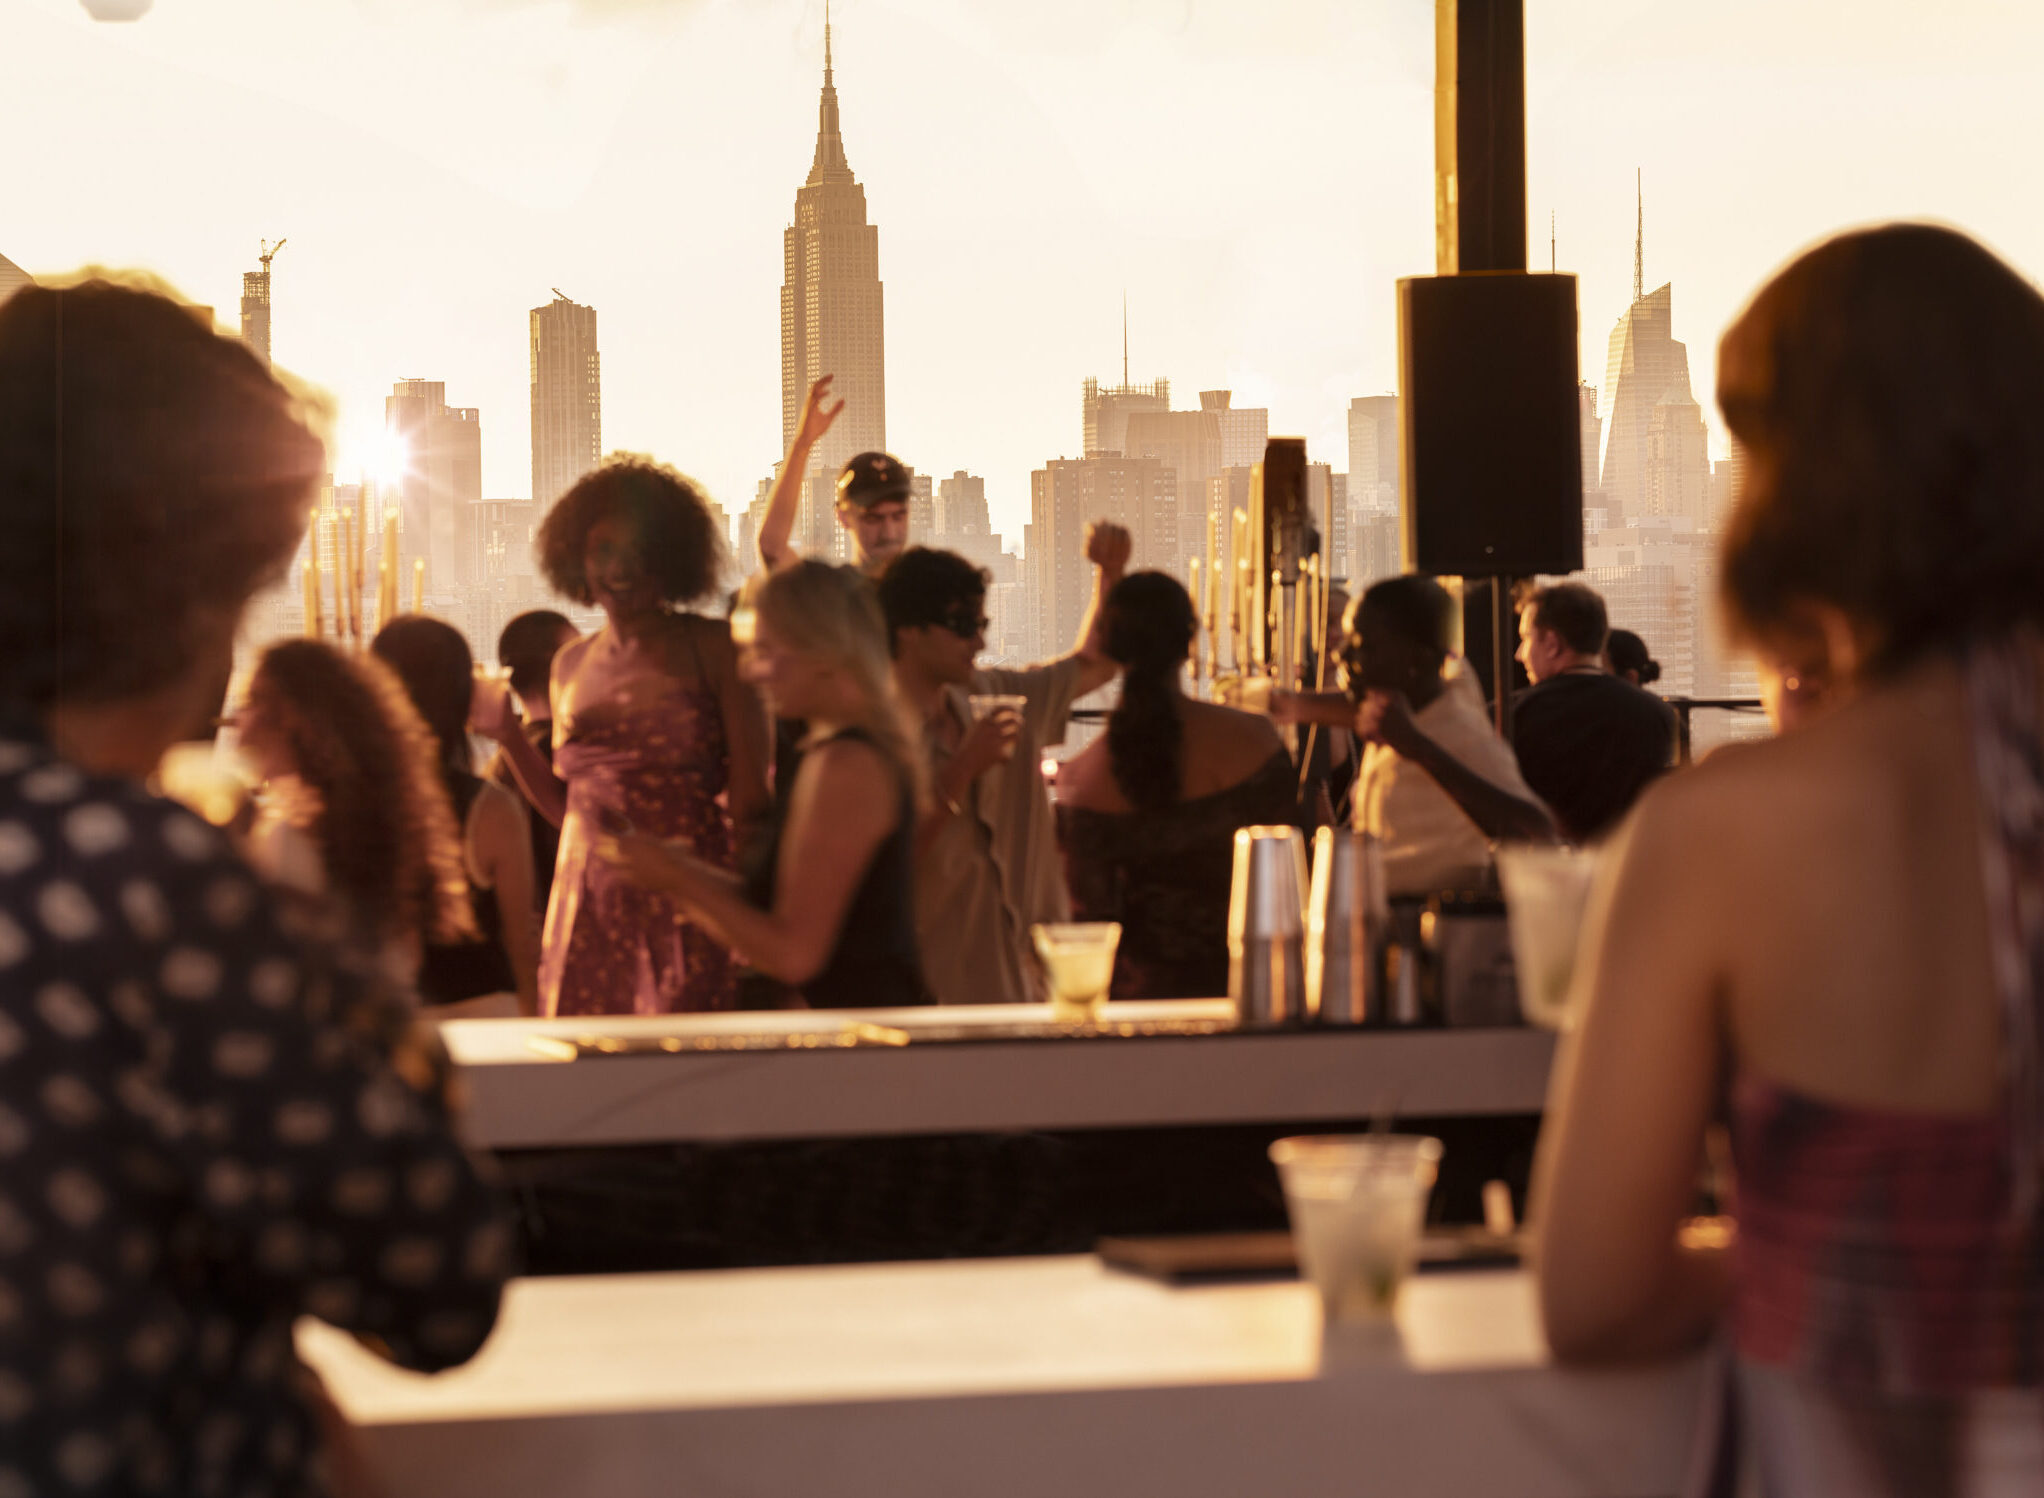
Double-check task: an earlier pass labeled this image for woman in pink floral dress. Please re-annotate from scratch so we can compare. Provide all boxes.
[480,458,768,1014]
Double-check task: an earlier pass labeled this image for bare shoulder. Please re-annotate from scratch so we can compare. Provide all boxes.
[803,734,898,799]
[552,629,598,679]
[1182,698,1285,765]
[472,778,529,839]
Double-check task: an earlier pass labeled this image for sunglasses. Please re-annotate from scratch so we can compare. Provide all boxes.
[936,611,991,639]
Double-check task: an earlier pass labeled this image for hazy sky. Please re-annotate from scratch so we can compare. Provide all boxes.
[9,0,2044,546]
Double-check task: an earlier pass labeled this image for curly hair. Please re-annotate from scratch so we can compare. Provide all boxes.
[245,640,475,950]
[0,278,326,709]
[1103,571,1196,812]
[1718,224,2044,670]
[535,455,726,608]
[371,614,475,775]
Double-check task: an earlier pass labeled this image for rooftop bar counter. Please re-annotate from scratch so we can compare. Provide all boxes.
[301,1257,1700,1498]
[440,1000,1557,1150]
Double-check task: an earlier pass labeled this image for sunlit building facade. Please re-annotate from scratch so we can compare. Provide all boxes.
[530,292,601,511]
[781,19,886,560]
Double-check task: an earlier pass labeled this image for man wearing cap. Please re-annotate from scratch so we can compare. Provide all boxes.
[757,375,910,579]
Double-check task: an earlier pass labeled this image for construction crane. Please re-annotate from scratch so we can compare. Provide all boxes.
[261,238,287,274]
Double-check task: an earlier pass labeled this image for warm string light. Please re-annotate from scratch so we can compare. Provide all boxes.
[413,557,425,613]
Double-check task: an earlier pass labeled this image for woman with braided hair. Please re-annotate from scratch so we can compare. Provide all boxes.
[1055,570,1295,999]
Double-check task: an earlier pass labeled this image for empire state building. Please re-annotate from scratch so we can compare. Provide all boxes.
[781,14,886,557]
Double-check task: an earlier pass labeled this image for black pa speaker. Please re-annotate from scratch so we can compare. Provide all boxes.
[1397,272,1582,578]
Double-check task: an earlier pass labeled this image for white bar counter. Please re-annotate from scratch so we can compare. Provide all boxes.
[439,1001,1557,1150]
[300,1257,1701,1498]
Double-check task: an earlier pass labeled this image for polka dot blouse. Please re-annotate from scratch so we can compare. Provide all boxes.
[0,730,511,1496]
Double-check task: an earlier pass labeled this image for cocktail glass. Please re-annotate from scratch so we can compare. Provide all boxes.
[1031,921,1121,1022]
[1270,1134,1442,1324]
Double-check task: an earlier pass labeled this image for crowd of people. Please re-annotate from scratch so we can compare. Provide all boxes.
[6,217,2043,1494]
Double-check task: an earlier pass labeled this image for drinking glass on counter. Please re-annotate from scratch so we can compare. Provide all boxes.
[1495,844,1601,1029]
[1031,921,1121,1020]
[1270,1133,1442,1324]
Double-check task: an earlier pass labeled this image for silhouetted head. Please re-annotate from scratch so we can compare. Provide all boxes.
[1517,581,1609,684]
[1343,575,1454,706]
[497,609,578,704]
[1104,571,1197,811]
[371,613,475,775]
[1605,628,1660,687]
[1718,224,2044,672]
[0,277,323,754]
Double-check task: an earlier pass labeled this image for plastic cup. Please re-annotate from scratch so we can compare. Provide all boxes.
[967,694,1028,760]
[1494,844,1601,1029]
[1269,1134,1442,1324]
[1031,921,1120,1020]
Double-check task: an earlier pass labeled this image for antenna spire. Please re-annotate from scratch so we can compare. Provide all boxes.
[824,0,833,83]
[1633,169,1643,303]
[1550,210,1555,275]
[1121,292,1128,387]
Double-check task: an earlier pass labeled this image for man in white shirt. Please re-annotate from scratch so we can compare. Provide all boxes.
[1341,576,1555,893]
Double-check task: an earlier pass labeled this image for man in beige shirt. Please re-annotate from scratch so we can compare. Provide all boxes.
[1343,576,1555,893]
[879,530,1129,1005]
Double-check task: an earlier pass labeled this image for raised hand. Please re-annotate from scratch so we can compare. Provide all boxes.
[1084,520,1133,575]
[795,374,846,453]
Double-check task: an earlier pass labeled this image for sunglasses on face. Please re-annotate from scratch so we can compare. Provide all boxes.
[936,611,991,639]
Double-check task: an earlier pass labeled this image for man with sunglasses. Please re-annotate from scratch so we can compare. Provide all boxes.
[879,525,1130,1006]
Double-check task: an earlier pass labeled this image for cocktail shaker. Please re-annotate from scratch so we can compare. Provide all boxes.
[1305,828,1384,1025]
[1228,824,1308,1027]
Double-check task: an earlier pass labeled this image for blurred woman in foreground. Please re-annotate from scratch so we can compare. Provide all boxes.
[1533,225,2044,1494]
[601,560,929,1008]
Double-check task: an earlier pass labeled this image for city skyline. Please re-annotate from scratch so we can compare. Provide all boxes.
[9,1,2044,554]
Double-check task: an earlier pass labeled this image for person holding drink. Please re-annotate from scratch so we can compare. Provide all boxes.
[877,532,1128,1006]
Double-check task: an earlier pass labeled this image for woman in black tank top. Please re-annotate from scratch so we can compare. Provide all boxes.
[600,562,930,1009]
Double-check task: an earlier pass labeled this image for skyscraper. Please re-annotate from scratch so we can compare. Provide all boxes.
[1081,376,1169,458]
[530,292,601,510]
[1598,191,1711,526]
[1031,455,1176,652]
[781,9,886,558]
[385,379,483,597]
[239,241,283,368]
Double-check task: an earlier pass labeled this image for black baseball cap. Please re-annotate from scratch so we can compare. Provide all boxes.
[836,451,912,509]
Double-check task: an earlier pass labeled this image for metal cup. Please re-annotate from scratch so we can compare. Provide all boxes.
[1306,828,1383,1026]
[1228,825,1308,1027]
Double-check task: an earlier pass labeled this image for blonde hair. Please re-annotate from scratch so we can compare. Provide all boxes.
[744,561,927,811]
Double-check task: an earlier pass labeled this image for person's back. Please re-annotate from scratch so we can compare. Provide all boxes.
[1511,670,1675,843]
[1533,225,2044,1497]
[1056,572,1294,999]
